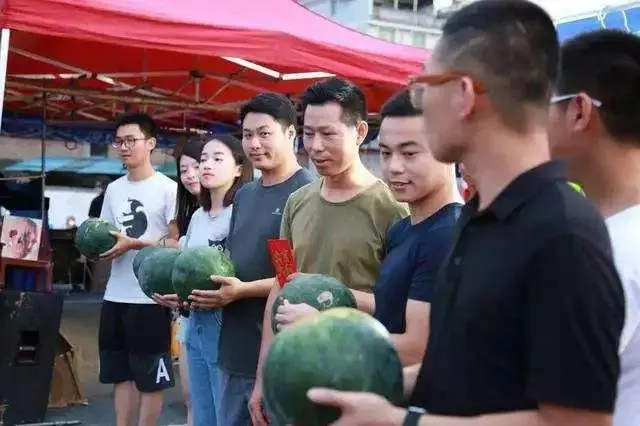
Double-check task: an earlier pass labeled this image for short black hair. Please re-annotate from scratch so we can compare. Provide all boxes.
[380,89,420,119]
[240,93,297,129]
[115,112,158,139]
[436,0,558,130]
[558,29,640,143]
[301,77,366,126]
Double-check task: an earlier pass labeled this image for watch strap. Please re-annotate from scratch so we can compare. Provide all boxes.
[403,406,427,426]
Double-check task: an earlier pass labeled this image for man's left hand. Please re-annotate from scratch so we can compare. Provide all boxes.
[99,231,136,260]
[189,275,242,309]
[307,388,405,426]
[274,299,319,330]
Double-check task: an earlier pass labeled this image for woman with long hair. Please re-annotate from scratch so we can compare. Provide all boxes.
[159,139,205,426]
[159,134,253,426]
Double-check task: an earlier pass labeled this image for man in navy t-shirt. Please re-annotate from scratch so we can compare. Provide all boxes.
[374,89,462,366]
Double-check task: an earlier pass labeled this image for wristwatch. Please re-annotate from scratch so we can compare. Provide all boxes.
[403,406,427,426]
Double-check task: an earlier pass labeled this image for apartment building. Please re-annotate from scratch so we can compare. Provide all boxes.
[299,0,638,48]
[298,0,468,49]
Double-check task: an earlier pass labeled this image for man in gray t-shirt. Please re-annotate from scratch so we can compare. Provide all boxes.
[194,93,315,426]
[219,170,313,413]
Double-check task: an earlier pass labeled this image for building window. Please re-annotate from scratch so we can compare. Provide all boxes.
[412,32,427,47]
[378,26,396,41]
[396,30,413,45]
[368,25,380,37]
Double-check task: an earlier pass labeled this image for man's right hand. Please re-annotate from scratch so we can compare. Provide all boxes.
[248,383,269,426]
[152,293,181,310]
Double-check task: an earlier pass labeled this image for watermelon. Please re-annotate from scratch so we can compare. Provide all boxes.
[137,247,181,298]
[271,274,357,333]
[133,246,161,280]
[74,218,119,259]
[263,307,404,426]
[171,246,236,302]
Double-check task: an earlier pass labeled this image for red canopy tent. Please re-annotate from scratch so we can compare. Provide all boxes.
[0,0,427,127]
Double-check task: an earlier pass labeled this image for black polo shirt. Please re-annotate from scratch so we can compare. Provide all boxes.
[410,161,625,416]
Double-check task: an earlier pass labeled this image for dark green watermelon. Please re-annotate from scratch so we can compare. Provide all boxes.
[74,218,119,259]
[137,247,181,298]
[133,246,161,280]
[271,274,357,333]
[171,246,235,302]
[263,307,404,426]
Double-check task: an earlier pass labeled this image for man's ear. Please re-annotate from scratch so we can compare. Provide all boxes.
[356,120,369,146]
[287,125,297,144]
[570,93,595,133]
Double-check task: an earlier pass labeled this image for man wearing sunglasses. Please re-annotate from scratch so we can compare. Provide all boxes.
[548,29,640,426]
[306,1,624,426]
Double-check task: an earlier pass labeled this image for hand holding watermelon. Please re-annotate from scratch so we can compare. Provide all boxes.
[99,231,138,260]
[306,388,405,426]
[152,293,182,310]
[274,299,319,330]
[188,275,242,309]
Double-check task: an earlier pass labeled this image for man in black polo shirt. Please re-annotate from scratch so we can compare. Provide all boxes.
[307,1,625,425]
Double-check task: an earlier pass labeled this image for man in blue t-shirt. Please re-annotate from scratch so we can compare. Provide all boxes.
[374,89,462,366]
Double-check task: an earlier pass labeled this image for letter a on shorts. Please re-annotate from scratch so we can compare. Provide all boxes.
[155,357,171,384]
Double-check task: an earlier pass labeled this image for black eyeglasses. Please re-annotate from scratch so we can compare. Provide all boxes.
[112,136,147,149]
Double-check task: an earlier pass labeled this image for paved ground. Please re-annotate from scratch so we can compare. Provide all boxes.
[44,293,187,426]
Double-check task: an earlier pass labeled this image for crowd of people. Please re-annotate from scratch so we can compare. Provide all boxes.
[93,1,639,425]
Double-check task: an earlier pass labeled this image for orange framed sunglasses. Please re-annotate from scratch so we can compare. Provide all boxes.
[408,71,487,110]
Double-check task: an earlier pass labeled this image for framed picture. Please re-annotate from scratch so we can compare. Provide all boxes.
[0,215,43,261]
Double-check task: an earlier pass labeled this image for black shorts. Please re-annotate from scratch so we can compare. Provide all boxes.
[98,301,175,392]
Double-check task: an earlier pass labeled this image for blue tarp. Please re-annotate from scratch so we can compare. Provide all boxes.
[557,4,640,41]
[3,155,177,177]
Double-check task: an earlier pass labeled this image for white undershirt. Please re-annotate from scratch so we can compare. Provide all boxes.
[606,205,640,426]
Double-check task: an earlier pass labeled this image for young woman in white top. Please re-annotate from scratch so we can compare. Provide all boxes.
[158,134,253,426]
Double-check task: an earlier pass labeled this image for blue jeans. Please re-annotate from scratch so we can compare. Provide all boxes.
[185,309,222,426]
[217,369,255,426]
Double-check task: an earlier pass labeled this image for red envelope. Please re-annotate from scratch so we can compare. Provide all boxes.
[267,239,297,287]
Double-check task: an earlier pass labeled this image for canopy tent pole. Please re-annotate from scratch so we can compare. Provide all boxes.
[0,29,11,130]
[41,92,47,220]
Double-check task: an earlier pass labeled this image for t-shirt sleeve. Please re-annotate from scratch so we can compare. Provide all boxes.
[525,233,625,412]
[99,186,114,224]
[226,195,240,251]
[164,181,178,226]
[408,229,454,303]
[279,195,294,241]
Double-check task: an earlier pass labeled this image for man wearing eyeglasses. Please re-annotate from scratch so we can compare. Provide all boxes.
[97,112,177,426]
[547,29,640,426]
[306,1,624,426]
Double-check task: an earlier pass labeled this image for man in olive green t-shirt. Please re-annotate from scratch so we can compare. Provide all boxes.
[248,78,407,426]
[280,177,405,292]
